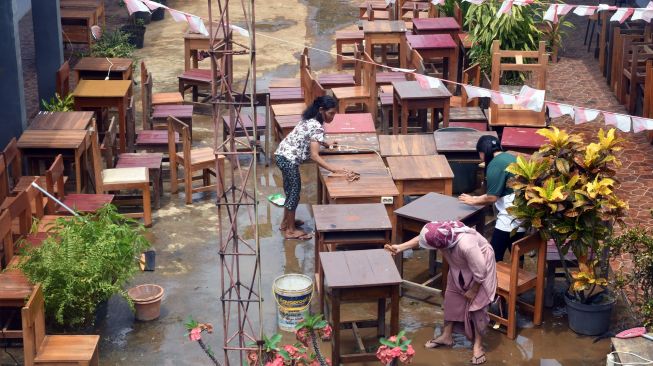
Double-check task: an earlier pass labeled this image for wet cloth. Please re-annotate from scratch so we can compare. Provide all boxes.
[275,118,325,165]
[275,155,301,210]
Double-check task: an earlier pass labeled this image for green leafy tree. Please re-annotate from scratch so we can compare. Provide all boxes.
[41,93,74,112]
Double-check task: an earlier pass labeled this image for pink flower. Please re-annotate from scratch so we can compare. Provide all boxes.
[247,351,259,365]
[405,345,415,356]
[388,336,397,343]
[283,345,299,358]
[325,358,332,366]
[267,355,284,366]
[399,354,409,363]
[390,347,403,358]
[320,325,333,341]
[296,328,310,346]
[189,327,202,341]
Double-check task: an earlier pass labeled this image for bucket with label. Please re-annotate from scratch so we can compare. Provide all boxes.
[272,274,313,332]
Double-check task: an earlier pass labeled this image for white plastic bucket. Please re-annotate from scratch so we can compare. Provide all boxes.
[273,274,313,332]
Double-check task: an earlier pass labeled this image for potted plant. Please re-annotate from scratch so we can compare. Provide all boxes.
[507,127,628,335]
[150,0,167,21]
[90,28,137,58]
[121,17,147,49]
[536,15,575,63]
[376,330,415,366]
[41,93,74,112]
[17,205,150,329]
[605,226,653,329]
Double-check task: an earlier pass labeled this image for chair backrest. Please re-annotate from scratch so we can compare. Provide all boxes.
[366,3,375,20]
[300,53,314,105]
[0,154,9,204]
[89,121,105,192]
[44,154,66,214]
[102,117,118,169]
[312,78,326,99]
[508,233,546,287]
[55,61,70,97]
[0,210,14,269]
[6,187,34,238]
[644,60,653,118]
[409,49,426,75]
[22,283,46,366]
[353,43,363,85]
[460,63,481,107]
[140,60,149,89]
[453,2,463,27]
[91,25,102,41]
[168,116,192,172]
[126,96,136,151]
[361,51,377,97]
[3,137,22,187]
[23,182,45,222]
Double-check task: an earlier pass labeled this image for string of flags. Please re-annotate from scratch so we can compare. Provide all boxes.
[121,0,653,134]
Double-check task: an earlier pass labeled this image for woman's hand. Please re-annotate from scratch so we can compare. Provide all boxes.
[458,193,476,205]
[464,284,480,301]
[384,244,403,256]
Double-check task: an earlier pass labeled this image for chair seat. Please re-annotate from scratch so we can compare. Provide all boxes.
[376,72,407,85]
[496,262,537,294]
[152,104,194,119]
[136,130,179,146]
[152,92,184,105]
[176,147,219,165]
[116,153,164,170]
[178,68,218,83]
[270,87,304,103]
[34,335,100,363]
[362,10,390,19]
[59,194,115,214]
[272,103,306,116]
[332,86,370,99]
[449,107,487,122]
[318,73,356,89]
[102,167,149,185]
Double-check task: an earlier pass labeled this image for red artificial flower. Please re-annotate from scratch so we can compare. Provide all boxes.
[320,325,333,341]
[296,328,310,346]
[247,351,259,365]
[390,347,403,358]
[189,327,202,341]
[283,345,300,358]
[388,336,397,343]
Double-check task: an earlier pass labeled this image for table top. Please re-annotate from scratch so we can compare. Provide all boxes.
[387,155,454,181]
[17,130,88,150]
[321,133,379,154]
[0,270,33,304]
[60,8,96,18]
[184,27,226,41]
[320,153,389,176]
[321,249,402,288]
[500,127,547,150]
[394,192,484,223]
[72,79,131,98]
[313,203,392,232]
[28,111,93,130]
[74,57,133,73]
[393,80,452,99]
[362,20,407,34]
[412,17,461,32]
[358,0,390,9]
[378,134,437,157]
[406,34,457,50]
[324,175,399,199]
[324,113,376,134]
[434,130,498,153]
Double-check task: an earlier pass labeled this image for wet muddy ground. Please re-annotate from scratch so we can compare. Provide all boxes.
[0,0,631,365]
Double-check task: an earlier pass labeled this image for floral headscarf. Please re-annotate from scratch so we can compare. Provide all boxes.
[418,221,470,250]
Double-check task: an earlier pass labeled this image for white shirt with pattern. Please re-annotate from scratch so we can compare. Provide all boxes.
[275,118,325,164]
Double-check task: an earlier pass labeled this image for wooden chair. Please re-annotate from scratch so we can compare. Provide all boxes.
[90,123,153,227]
[362,3,390,20]
[644,60,653,143]
[331,50,378,120]
[0,154,9,206]
[0,210,14,269]
[55,61,70,97]
[335,28,364,70]
[489,233,546,340]
[168,117,225,205]
[141,61,183,107]
[447,63,487,128]
[302,48,356,89]
[3,137,24,192]
[22,284,100,366]
[178,68,220,103]
[142,72,193,132]
[620,44,653,114]
[488,40,548,127]
[2,183,52,251]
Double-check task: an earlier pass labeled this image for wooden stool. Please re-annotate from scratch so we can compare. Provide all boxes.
[406,34,457,82]
[320,249,401,366]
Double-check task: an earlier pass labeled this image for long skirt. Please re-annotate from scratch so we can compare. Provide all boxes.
[443,286,489,341]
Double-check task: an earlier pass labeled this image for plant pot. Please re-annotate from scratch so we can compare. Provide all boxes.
[150,0,167,21]
[133,11,151,25]
[120,24,146,49]
[128,284,164,321]
[564,293,615,336]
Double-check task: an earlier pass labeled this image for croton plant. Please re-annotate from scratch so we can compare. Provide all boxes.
[506,127,628,303]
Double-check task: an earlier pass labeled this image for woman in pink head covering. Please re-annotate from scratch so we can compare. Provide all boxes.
[387,221,496,365]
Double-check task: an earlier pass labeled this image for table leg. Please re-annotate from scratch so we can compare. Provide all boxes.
[118,97,127,153]
[336,41,343,70]
[152,168,161,209]
[401,101,409,135]
[392,95,399,135]
[390,285,399,335]
[441,101,450,128]
[331,289,341,366]
[320,262,326,315]
[74,150,82,194]
[377,298,386,338]
[395,181,404,209]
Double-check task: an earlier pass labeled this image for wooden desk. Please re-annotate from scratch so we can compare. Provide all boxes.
[313,204,392,310]
[362,20,407,64]
[387,155,453,207]
[500,127,546,154]
[60,8,97,46]
[73,57,133,81]
[325,113,376,134]
[60,0,105,26]
[17,130,90,193]
[335,30,365,69]
[73,79,131,153]
[434,130,497,161]
[406,34,457,82]
[273,114,301,140]
[378,134,436,157]
[392,81,451,134]
[358,1,391,18]
[320,249,400,366]
[184,28,227,71]
[28,111,93,130]
[321,133,379,155]
[412,17,461,38]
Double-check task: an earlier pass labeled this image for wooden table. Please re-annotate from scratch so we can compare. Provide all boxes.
[378,134,436,157]
[320,249,401,366]
[313,204,392,309]
[394,192,485,296]
[412,17,461,38]
[434,130,497,161]
[358,1,391,18]
[58,194,115,213]
[17,130,90,193]
[392,81,451,134]
[406,34,457,82]
[387,155,453,207]
[362,20,407,64]
[73,79,131,153]
[28,111,93,130]
[60,8,97,45]
[60,0,105,26]
[184,28,227,71]
[321,133,379,155]
[325,113,376,134]
[73,57,133,81]
[500,127,546,154]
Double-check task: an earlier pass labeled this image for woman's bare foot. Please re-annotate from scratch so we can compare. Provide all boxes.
[424,334,453,349]
[279,220,305,231]
[283,229,312,240]
[471,345,486,364]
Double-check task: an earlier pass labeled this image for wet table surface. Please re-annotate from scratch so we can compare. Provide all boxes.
[321,133,379,154]
[321,249,402,288]
[324,113,376,134]
[28,112,94,130]
[313,203,392,232]
[394,192,484,225]
[378,134,437,157]
[434,130,497,153]
[386,155,453,181]
[501,126,547,150]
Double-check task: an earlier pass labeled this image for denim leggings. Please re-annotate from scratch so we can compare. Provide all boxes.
[275,155,301,211]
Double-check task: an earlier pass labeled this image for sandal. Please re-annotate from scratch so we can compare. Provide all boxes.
[424,339,453,349]
[471,353,486,365]
[279,220,305,231]
[284,231,313,240]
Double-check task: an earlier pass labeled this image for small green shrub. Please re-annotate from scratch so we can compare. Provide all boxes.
[17,205,150,328]
[41,93,74,112]
[90,29,136,59]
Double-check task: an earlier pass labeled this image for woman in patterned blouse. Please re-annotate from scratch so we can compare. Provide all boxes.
[275,96,352,240]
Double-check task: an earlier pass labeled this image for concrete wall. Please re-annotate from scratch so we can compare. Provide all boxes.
[16,0,31,19]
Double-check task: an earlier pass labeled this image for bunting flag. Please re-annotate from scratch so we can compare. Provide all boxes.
[414,74,443,89]
[463,0,485,5]
[123,0,150,14]
[574,107,600,124]
[390,67,416,73]
[141,0,168,10]
[598,4,618,11]
[611,8,635,23]
[603,112,631,132]
[491,91,516,105]
[463,85,492,99]
[573,5,597,16]
[632,116,653,132]
[168,9,187,22]
[497,0,515,16]
[516,85,545,111]
[431,0,446,5]
[543,4,573,23]
[187,14,209,36]
[546,102,575,118]
[230,24,250,37]
[631,8,653,21]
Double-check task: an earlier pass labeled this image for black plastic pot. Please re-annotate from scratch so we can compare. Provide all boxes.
[564,293,615,336]
[133,11,151,25]
[151,0,167,21]
[121,24,146,49]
